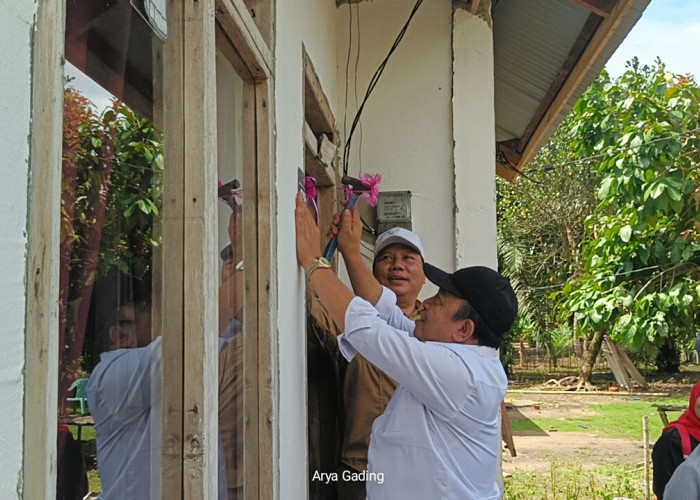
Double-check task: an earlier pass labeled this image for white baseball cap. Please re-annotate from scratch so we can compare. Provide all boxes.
[374,227,425,262]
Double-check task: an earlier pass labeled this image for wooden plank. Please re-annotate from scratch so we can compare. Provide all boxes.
[603,337,632,389]
[501,401,516,457]
[23,1,65,498]
[241,82,261,500]
[611,339,648,388]
[496,140,522,182]
[182,0,219,498]
[571,0,617,18]
[161,1,186,496]
[304,51,337,137]
[254,78,274,500]
[518,0,638,169]
[242,0,273,49]
[216,0,272,80]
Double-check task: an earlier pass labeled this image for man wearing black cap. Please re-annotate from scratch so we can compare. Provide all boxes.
[295,193,517,499]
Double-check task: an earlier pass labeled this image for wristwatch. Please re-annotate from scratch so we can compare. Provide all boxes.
[305,256,331,281]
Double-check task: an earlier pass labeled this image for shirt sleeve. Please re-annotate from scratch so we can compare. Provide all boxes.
[373,286,417,335]
[306,287,342,359]
[338,296,470,420]
[95,338,163,416]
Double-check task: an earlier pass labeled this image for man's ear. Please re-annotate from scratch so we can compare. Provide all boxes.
[453,318,475,344]
[108,324,122,349]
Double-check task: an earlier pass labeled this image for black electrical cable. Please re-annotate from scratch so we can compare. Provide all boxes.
[342,0,424,178]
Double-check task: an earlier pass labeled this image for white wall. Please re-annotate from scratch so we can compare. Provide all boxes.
[274,0,340,498]
[0,0,36,496]
[336,0,453,299]
[453,9,498,269]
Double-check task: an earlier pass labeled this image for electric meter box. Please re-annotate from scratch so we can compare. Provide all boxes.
[377,191,412,234]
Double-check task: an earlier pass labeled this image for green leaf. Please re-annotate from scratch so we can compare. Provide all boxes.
[619,225,632,242]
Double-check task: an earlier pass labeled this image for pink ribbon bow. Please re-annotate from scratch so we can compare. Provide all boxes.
[305,176,320,225]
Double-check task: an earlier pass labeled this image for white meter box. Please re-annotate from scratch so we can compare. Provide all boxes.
[377,191,412,222]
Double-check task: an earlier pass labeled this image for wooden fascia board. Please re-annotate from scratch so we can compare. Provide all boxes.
[215,0,272,80]
[496,140,522,182]
[517,0,637,170]
[571,0,617,18]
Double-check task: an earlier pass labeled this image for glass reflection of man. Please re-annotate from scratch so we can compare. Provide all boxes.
[87,273,233,499]
[218,201,245,500]
[86,275,166,499]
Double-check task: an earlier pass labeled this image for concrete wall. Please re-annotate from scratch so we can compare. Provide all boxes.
[274,0,340,498]
[0,0,36,496]
[453,8,498,269]
[336,0,454,299]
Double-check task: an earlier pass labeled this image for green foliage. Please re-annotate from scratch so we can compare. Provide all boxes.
[497,98,602,365]
[98,102,163,278]
[65,88,163,282]
[504,461,645,500]
[556,59,700,357]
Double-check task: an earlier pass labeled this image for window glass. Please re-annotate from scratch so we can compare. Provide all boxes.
[216,44,247,500]
[60,1,166,497]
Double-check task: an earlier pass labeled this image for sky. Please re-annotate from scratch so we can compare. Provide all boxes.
[605,0,700,78]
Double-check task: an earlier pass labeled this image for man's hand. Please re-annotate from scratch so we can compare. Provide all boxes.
[228,211,243,264]
[295,192,322,269]
[337,208,363,257]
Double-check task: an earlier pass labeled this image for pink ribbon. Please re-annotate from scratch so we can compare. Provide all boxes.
[305,176,320,225]
[338,173,382,210]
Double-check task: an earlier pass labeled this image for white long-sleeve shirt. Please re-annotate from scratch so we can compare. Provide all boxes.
[338,287,507,500]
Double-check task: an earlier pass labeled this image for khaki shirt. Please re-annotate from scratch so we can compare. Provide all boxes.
[307,288,422,471]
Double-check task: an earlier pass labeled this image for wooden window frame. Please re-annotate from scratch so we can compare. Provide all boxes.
[162,1,274,499]
[23,0,273,498]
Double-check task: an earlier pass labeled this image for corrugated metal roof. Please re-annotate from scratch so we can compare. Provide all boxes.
[494,0,595,142]
[491,0,651,177]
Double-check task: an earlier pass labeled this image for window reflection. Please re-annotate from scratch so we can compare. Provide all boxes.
[60,0,164,497]
[216,45,246,500]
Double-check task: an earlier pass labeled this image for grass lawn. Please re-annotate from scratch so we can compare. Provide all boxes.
[509,397,688,440]
[503,364,697,499]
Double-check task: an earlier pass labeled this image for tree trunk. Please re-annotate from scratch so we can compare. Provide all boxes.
[578,330,605,390]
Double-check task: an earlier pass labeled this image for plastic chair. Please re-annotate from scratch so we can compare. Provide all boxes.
[67,378,90,414]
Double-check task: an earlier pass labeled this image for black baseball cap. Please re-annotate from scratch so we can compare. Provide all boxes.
[423,263,518,336]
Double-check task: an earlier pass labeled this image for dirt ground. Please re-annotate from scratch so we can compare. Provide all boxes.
[501,380,693,475]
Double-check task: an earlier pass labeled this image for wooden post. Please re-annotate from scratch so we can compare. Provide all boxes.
[643,414,650,500]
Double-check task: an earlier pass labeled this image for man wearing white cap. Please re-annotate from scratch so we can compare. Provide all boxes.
[307,226,425,499]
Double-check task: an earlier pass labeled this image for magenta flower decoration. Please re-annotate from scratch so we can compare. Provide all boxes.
[305,176,320,225]
[359,173,381,207]
[323,173,381,261]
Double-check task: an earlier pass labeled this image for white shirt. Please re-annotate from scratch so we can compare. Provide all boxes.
[87,334,234,500]
[86,338,163,500]
[338,288,507,500]
[664,443,700,500]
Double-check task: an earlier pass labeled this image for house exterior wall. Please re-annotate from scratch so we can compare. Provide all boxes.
[0,0,498,496]
[335,0,454,298]
[0,1,37,496]
[453,8,498,269]
[274,1,340,498]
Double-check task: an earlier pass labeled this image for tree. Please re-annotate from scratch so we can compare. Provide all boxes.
[556,59,700,388]
[497,118,601,368]
[59,88,163,411]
